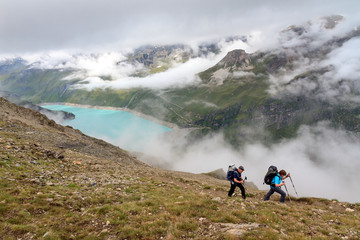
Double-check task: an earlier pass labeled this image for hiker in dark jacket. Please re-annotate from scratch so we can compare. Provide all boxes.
[264,169,290,202]
[228,166,246,199]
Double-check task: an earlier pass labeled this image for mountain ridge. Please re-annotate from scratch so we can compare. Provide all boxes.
[0,16,360,146]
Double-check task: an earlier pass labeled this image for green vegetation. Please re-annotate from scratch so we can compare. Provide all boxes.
[1,46,360,147]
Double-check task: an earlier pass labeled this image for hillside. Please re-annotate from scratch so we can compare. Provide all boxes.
[0,90,75,121]
[0,97,359,239]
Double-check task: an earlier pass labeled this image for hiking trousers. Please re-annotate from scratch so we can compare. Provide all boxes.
[228,182,246,199]
[264,187,286,202]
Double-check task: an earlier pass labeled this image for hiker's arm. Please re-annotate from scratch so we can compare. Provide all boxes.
[234,178,244,184]
[274,177,285,187]
[283,173,291,180]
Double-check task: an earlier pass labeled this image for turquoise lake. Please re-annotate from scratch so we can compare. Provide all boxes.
[42,105,172,152]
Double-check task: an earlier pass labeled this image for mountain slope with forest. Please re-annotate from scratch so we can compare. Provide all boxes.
[0,16,359,146]
[0,97,359,239]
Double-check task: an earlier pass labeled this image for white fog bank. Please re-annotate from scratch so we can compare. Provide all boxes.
[135,123,360,203]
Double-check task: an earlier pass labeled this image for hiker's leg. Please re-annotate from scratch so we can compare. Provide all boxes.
[264,188,275,201]
[274,187,286,202]
[228,182,236,197]
[238,183,246,199]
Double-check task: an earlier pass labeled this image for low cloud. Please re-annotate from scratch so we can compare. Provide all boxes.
[45,102,360,203]
[3,14,357,94]
[24,51,143,80]
[232,71,256,78]
[20,38,250,90]
[14,16,358,94]
[73,55,212,90]
[266,18,360,104]
[39,109,68,125]
[319,37,360,103]
[135,122,360,203]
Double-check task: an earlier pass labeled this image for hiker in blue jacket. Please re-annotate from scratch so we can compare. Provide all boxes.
[264,169,290,202]
[228,166,246,199]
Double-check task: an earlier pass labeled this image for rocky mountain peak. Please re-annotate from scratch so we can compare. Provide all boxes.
[218,49,251,68]
[320,14,344,29]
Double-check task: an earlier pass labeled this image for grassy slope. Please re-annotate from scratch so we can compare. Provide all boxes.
[1,98,359,239]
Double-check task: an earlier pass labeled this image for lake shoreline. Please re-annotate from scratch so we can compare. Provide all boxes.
[39,102,180,130]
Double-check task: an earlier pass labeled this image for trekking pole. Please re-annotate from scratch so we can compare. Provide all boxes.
[283,182,291,202]
[241,177,247,190]
[288,174,298,197]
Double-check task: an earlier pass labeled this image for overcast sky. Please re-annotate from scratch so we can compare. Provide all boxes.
[0,0,359,55]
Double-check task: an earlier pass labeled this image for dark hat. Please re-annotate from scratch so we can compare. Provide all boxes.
[238,166,244,171]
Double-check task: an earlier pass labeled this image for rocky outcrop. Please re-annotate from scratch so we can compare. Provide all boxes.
[0,91,75,120]
[203,168,227,180]
[125,44,191,67]
[218,49,252,69]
